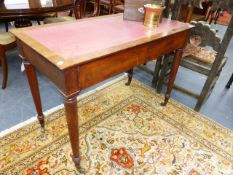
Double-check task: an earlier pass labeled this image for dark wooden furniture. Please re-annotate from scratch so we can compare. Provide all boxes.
[157,20,229,111]
[0,32,16,89]
[11,14,192,171]
[92,0,113,16]
[0,0,80,27]
[92,0,123,16]
[155,1,233,111]
[226,73,233,89]
[43,0,86,22]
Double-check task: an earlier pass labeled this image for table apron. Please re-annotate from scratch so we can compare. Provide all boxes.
[17,39,67,92]
[78,30,189,90]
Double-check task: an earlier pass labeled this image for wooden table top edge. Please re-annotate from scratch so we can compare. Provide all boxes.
[11,14,193,70]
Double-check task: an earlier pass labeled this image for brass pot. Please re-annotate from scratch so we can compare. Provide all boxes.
[143,4,165,28]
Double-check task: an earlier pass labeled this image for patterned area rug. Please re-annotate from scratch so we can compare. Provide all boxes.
[0,77,233,174]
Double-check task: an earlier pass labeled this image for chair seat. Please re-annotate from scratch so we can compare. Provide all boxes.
[43,16,76,24]
[113,4,124,12]
[183,43,216,64]
[0,32,16,45]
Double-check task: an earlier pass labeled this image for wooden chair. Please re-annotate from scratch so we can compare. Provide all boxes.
[0,32,16,89]
[156,0,233,110]
[92,0,113,16]
[92,0,123,16]
[135,0,232,111]
[156,17,233,111]
[43,0,80,23]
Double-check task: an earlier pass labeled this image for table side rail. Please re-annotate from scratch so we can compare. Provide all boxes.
[78,30,190,90]
[17,29,190,97]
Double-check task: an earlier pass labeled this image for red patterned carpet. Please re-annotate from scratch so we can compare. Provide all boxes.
[0,77,233,174]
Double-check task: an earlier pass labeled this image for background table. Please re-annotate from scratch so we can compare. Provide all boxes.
[0,0,79,27]
[11,14,192,171]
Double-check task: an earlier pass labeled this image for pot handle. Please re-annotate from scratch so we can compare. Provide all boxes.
[138,7,145,14]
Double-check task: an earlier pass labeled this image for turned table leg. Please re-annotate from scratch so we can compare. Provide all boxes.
[125,69,133,86]
[23,60,45,132]
[0,50,8,89]
[64,96,84,173]
[162,48,183,106]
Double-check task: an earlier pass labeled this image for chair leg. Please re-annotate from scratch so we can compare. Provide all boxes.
[214,12,220,24]
[208,10,215,24]
[125,69,133,86]
[194,85,210,111]
[37,20,41,25]
[4,22,9,32]
[226,73,233,89]
[0,50,8,89]
[108,4,113,14]
[97,5,101,16]
[157,55,171,93]
[194,72,218,111]
[214,8,222,24]
[205,9,211,21]
[152,57,162,87]
[68,9,73,16]
[94,0,101,16]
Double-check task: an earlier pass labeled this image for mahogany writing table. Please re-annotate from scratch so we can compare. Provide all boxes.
[11,14,192,171]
